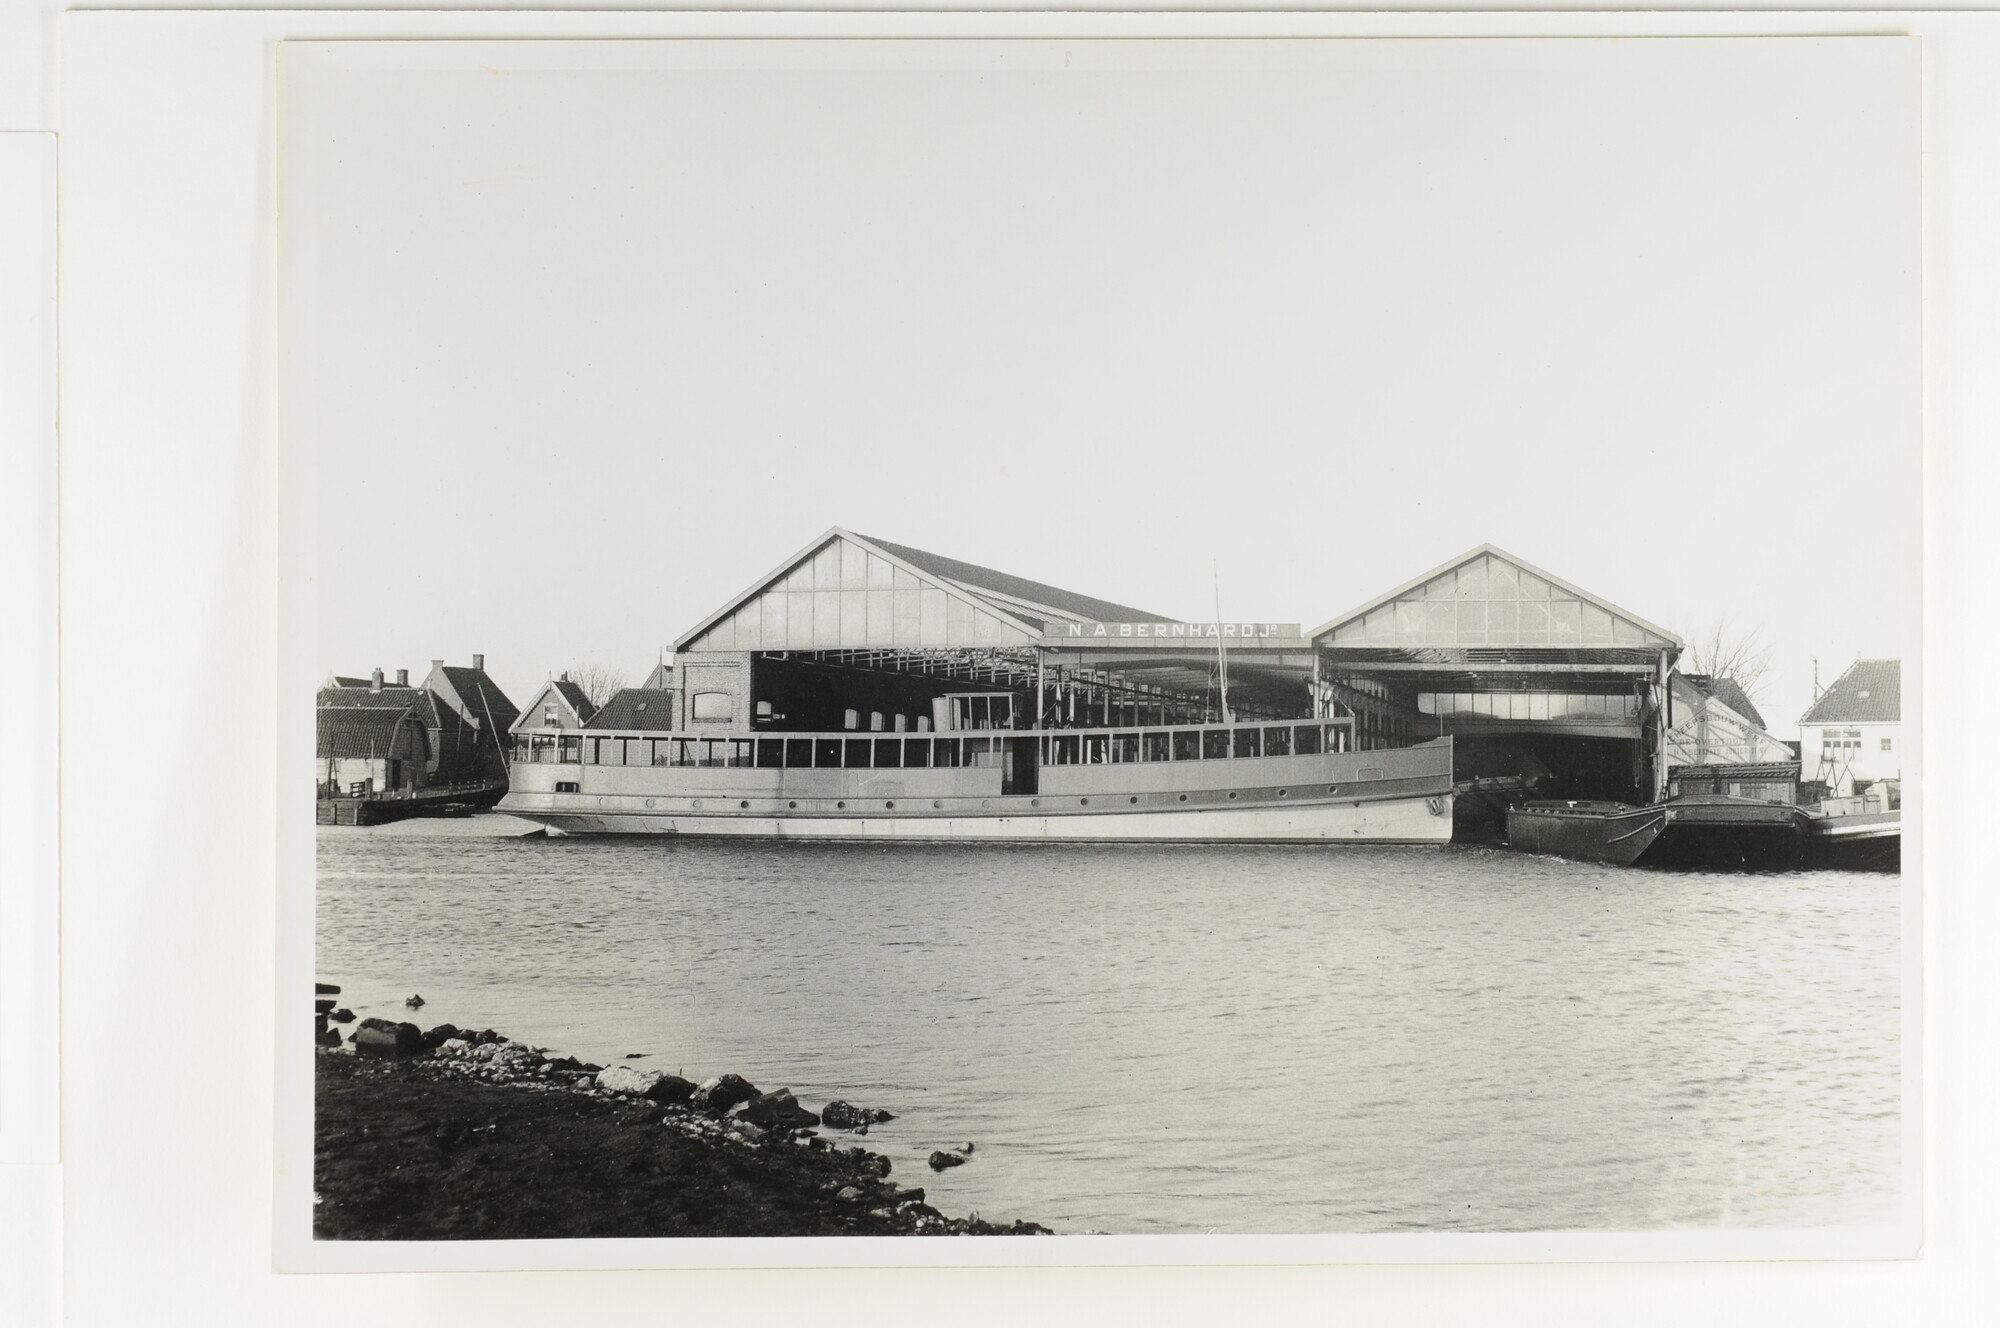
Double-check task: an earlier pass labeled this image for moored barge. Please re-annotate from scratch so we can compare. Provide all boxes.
[1506,794,1814,869]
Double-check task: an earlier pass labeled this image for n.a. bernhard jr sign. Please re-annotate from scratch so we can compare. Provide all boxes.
[1037,621,1306,647]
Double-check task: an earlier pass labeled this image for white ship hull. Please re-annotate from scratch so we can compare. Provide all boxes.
[500,730,1455,845]
[506,793,1451,844]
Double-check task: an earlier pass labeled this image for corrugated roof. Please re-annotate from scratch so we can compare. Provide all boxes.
[586,688,674,731]
[1800,659,1901,725]
[858,534,1166,624]
[317,707,424,760]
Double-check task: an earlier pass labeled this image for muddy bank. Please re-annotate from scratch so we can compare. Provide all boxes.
[314,1042,1049,1239]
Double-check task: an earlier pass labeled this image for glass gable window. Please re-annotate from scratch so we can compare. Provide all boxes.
[1326,553,1672,649]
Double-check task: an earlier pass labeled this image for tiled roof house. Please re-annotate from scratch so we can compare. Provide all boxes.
[1798,659,1902,795]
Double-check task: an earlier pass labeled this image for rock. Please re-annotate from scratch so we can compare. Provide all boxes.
[623,1052,648,1059]
[928,1151,967,1171]
[419,1023,462,1049]
[595,1064,658,1096]
[329,1008,355,1024]
[353,1018,424,1058]
[435,1038,471,1058]
[595,1065,699,1104]
[835,1186,864,1203]
[737,1088,820,1131]
[959,1143,975,1155]
[315,1026,343,1048]
[692,1073,758,1114]
[852,1123,868,1136]
[854,1152,891,1179]
[490,1043,538,1071]
[819,1099,895,1130]
[578,1062,603,1074]
[315,998,337,1014]
[404,994,426,1009]
[315,982,340,995]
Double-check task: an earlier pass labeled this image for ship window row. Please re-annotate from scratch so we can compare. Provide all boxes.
[1415,691,1641,721]
[515,722,1355,769]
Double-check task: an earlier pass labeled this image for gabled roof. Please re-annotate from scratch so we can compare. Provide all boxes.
[1679,673,1767,730]
[512,678,597,733]
[1310,544,1682,651]
[857,534,1165,625]
[640,661,674,690]
[433,664,521,734]
[552,679,596,722]
[1800,659,1901,725]
[676,527,1159,653]
[317,684,420,711]
[586,687,674,731]
[317,707,425,760]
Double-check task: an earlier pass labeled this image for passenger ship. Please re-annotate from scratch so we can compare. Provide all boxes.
[500,694,1454,844]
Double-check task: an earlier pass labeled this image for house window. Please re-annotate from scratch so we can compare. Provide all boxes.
[691,692,732,722]
[843,709,859,730]
[869,711,884,732]
[1881,737,1893,751]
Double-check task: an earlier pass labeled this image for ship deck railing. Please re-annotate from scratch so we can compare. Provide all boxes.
[512,715,1370,772]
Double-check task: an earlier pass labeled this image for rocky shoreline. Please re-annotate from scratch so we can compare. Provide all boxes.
[314,1005,1051,1240]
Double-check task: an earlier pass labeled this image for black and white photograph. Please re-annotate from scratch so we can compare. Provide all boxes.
[278,35,1920,1262]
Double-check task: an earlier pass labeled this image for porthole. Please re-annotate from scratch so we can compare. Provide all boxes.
[1079,797,1089,806]
[740,800,750,809]
[692,800,703,809]
[836,800,846,809]
[1327,785,1339,795]
[1278,789,1289,798]
[885,801,895,809]
[1031,798,1040,808]
[1227,791,1238,800]
[932,800,942,809]
[1129,796,1139,804]
[644,798,656,808]
[981,799,990,808]
[1178,794,1189,803]
[596,796,608,807]
[788,801,798,809]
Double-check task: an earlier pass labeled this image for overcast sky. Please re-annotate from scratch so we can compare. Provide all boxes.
[282,37,1919,727]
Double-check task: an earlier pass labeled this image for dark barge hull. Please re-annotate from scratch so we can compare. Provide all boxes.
[1804,811,1901,872]
[1507,796,1811,869]
[317,782,508,827]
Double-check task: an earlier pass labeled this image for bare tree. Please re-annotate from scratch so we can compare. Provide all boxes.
[1682,618,1774,712]
[564,663,628,709]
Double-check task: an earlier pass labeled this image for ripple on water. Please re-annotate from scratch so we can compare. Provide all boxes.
[316,826,1903,1235]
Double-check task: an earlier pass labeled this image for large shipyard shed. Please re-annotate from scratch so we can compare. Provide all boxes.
[1309,545,1684,814]
[670,527,1292,740]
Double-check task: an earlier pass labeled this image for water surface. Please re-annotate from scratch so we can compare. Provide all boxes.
[316,818,1901,1234]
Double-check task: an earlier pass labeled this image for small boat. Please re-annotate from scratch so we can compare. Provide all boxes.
[1507,794,1812,869]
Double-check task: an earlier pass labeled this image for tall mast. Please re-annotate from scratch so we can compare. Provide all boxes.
[1213,561,1232,724]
